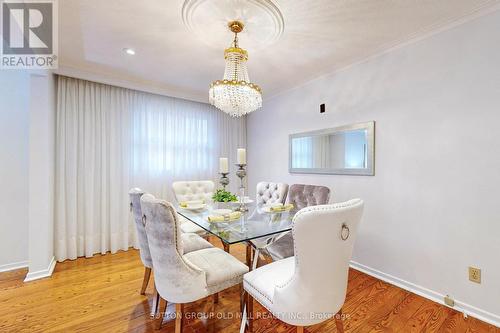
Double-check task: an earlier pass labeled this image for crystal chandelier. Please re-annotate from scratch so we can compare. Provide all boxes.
[209,21,262,117]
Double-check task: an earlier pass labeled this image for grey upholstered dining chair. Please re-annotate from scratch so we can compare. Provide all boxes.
[129,188,213,296]
[140,194,248,331]
[266,184,331,260]
[241,199,364,333]
[287,183,331,210]
[129,188,154,295]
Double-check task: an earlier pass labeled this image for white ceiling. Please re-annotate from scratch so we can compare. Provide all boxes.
[59,0,500,102]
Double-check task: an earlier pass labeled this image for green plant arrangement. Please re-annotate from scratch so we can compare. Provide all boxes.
[212,189,238,202]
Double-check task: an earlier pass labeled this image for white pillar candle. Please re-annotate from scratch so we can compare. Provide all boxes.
[237,148,246,165]
[219,157,228,173]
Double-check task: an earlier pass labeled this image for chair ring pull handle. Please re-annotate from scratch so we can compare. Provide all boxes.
[129,202,133,212]
[142,215,146,226]
[341,223,350,241]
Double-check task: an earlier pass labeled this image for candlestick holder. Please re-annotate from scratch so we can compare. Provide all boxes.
[235,164,248,212]
[219,172,229,190]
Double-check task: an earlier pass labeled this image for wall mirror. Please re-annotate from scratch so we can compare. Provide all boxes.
[289,121,375,176]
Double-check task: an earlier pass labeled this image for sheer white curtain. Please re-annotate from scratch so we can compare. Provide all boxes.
[312,135,330,168]
[291,137,313,168]
[131,92,246,199]
[55,76,246,261]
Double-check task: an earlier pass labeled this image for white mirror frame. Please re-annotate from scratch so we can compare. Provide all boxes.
[289,121,375,176]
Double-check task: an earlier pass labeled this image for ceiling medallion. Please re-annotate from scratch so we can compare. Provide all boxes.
[181,0,284,49]
[208,20,262,117]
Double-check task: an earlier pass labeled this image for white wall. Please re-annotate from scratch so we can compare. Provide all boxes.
[26,72,56,280]
[0,70,56,278]
[0,71,30,271]
[247,10,500,325]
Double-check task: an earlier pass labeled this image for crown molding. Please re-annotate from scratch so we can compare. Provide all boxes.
[55,64,208,104]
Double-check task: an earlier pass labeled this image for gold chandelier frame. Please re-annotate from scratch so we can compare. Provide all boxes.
[209,20,262,97]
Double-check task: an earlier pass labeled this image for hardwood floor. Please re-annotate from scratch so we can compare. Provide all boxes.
[0,240,498,333]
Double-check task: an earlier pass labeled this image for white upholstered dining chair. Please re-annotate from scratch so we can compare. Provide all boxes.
[255,181,289,205]
[249,181,289,266]
[241,199,364,333]
[141,194,249,331]
[172,180,215,235]
[129,188,213,296]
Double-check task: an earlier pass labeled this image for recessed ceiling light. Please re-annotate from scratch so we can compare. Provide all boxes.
[123,48,135,55]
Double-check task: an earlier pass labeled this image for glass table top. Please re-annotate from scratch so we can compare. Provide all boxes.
[176,202,297,244]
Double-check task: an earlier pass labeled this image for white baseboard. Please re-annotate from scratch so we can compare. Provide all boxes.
[0,260,29,273]
[24,256,56,282]
[350,260,500,328]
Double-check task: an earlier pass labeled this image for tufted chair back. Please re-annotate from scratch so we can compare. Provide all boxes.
[129,188,152,268]
[172,180,215,203]
[273,199,364,325]
[255,182,289,205]
[287,184,331,210]
[140,194,207,303]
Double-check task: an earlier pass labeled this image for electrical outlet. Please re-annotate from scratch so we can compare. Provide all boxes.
[469,267,481,283]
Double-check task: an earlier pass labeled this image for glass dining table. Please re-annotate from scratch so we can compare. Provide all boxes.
[176,202,297,270]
